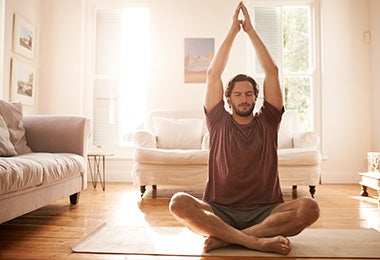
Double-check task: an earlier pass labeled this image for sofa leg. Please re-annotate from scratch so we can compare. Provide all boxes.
[140,186,146,197]
[152,185,157,198]
[309,186,316,198]
[70,192,80,205]
[292,185,297,199]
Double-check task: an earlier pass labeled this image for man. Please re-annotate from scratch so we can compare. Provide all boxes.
[169,2,319,255]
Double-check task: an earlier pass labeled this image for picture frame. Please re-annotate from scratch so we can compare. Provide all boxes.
[10,58,36,106]
[367,152,380,172]
[184,38,214,83]
[13,14,35,60]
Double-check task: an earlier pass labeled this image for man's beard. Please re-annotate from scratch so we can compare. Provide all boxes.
[232,102,255,117]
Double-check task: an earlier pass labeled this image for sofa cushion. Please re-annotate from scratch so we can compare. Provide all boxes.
[0,153,85,195]
[0,157,43,195]
[17,153,85,184]
[133,147,208,165]
[0,100,32,154]
[153,117,203,149]
[0,115,17,156]
[278,148,322,166]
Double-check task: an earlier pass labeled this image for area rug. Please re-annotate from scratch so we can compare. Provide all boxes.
[142,187,204,199]
[71,223,380,258]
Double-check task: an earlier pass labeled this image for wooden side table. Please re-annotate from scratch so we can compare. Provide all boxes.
[359,172,380,202]
[87,153,113,191]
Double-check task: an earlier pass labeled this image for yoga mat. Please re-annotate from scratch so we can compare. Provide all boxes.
[72,223,380,258]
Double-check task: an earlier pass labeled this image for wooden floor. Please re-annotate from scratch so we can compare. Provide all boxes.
[0,183,379,260]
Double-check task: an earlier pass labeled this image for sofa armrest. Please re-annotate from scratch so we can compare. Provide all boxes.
[132,129,157,148]
[23,115,91,156]
[201,131,209,150]
[293,132,320,149]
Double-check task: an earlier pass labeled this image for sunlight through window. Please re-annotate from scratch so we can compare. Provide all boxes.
[120,7,150,145]
[93,7,150,148]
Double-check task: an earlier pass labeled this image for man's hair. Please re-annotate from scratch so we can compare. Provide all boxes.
[225,74,259,98]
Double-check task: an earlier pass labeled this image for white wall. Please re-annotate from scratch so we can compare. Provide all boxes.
[39,0,85,114]
[320,0,372,183]
[2,0,379,184]
[369,0,380,151]
[0,0,4,98]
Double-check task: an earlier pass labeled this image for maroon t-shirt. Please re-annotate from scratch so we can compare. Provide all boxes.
[203,100,284,210]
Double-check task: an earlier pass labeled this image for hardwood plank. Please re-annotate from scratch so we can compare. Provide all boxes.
[0,183,379,259]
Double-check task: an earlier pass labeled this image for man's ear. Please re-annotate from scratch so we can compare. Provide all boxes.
[226,97,231,108]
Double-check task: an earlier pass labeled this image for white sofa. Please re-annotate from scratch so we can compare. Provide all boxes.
[131,109,321,198]
[0,99,90,223]
[131,109,209,197]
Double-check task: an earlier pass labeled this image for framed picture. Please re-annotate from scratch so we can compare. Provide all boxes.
[13,14,35,60]
[367,152,380,172]
[184,38,214,83]
[10,58,36,106]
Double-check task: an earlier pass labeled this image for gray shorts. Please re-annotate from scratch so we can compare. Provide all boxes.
[208,202,282,230]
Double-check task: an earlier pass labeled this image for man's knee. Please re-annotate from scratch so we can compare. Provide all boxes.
[169,192,193,218]
[299,198,320,226]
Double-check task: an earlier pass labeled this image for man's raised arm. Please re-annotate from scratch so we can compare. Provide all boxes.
[204,4,241,113]
[240,3,283,111]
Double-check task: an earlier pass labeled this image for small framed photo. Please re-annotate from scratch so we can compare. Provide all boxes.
[13,14,35,60]
[367,152,380,172]
[10,58,36,106]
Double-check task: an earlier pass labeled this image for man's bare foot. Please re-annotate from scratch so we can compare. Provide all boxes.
[255,236,291,255]
[204,236,230,252]
[204,235,291,256]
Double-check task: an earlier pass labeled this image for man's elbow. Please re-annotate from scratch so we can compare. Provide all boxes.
[206,67,221,81]
[268,65,279,77]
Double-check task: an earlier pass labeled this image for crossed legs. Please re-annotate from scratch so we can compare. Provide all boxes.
[169,192,319,255]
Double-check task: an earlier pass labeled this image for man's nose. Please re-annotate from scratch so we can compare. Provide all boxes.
[242,94,249,102]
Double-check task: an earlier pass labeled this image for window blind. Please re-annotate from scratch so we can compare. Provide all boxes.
[93,79,120,146]
[93,10,122,146]
[95,10,122,75]
[254,7,282,72]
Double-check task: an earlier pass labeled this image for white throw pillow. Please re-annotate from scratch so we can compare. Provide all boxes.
[0,100,32,154]
[153,117,203,149]
[294,132,320,149]
[0,115,17,156]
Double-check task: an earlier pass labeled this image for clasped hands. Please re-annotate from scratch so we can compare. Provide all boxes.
[232,1,253,33]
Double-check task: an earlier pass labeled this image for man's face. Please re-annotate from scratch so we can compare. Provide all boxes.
[228,81,256,117]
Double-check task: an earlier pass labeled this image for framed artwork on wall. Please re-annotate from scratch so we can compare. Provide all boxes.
[184,38,214,83]
[12,14,35,60]
[10,58,36,106]
[368,152,380,172]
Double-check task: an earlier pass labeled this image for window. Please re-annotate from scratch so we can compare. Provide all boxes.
[92,7,150,148]
[251,1,320,131]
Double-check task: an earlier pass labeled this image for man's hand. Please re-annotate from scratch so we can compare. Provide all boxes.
[239,2,254,32]
[231,2,243,34]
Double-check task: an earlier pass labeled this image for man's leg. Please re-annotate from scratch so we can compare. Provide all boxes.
[204,198,320,251]
[169,192,291,255]
[246,197,320,237]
